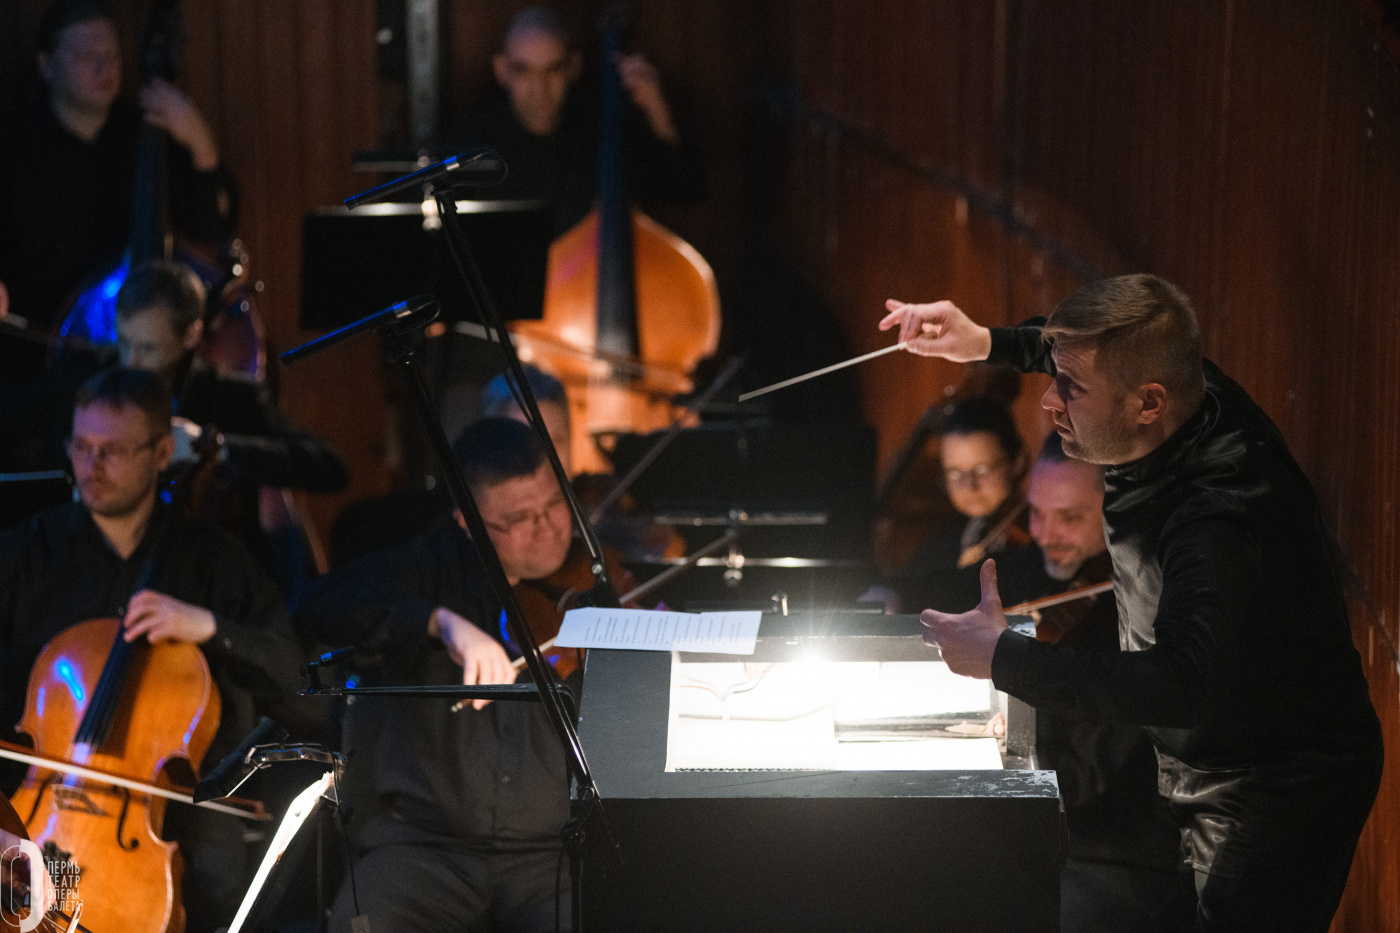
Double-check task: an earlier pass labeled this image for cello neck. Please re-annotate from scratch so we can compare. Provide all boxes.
[594,11,639,360]
[71,619,138,752]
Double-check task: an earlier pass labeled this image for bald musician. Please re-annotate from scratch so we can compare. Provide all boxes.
[885,274,1382,931]
[450,5,703,236]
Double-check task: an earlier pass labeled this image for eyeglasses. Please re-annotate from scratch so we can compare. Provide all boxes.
[483,496,570,537]
[66,435,162,465]
[944,460,1007,489]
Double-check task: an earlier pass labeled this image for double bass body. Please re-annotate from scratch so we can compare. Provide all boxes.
[10,617,221,933]
[514,208,720,475]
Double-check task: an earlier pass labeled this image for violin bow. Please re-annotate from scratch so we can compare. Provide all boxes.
[1002,581,1114,617]
[0,740,268,821]
[956,499,1029,569]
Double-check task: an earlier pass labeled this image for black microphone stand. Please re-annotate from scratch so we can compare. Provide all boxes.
[281,163,621,933]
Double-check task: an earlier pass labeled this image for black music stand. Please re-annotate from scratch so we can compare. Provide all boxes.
[0,470,72,530]
[300,199,550,328]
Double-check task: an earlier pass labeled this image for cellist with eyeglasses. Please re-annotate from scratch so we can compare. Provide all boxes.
[0,369,303,933]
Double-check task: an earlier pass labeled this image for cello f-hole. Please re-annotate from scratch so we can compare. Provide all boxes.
[113,787,139,851]
[21,775,55,826]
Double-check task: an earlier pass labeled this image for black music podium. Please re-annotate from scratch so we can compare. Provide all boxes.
[577,612,1064,932]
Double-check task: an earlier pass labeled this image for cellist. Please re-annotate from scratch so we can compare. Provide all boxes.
[294,417,636,933]
[448,5,703,237]
[0,0,235,334]
[0,368,303,933]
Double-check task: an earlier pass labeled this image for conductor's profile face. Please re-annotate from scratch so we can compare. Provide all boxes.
[1042,344,1138,465]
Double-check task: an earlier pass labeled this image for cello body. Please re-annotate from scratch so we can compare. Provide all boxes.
[9,617,222,933]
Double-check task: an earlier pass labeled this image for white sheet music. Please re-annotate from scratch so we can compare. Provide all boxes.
[555,608,761,655]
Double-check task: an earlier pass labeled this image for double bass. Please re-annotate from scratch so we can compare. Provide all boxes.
[57,0,264,383]
[509,6,721,475]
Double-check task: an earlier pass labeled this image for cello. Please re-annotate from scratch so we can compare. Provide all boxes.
[509,5,721,475]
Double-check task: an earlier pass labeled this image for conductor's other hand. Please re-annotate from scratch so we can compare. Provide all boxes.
[920,559,1007,680]
[429,607,517,710]
[879,299,993,361]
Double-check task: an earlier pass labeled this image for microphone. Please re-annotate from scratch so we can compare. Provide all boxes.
[343,148,508,209]
[194,716,288,803]
[306,645,358,670]
[281,296,439,366]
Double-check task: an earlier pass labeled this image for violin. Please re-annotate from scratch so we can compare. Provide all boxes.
[509,540,638,679]
[509,5,720,475]
[1033,552,1114,645]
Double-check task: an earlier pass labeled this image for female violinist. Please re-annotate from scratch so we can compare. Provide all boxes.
[0,369,305,933]
[293,416,635,933]
[878,395,1047,614]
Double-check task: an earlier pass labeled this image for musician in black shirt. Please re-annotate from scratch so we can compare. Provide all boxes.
[886,275,1382,931]
[296,418,595,933]
[0,368,303,933]
[1022,432,1179,932]
[0,0,235,331]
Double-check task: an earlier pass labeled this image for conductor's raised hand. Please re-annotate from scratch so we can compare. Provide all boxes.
[879,299,992,361]
[429,607,517,710]
[920,559,1007,680]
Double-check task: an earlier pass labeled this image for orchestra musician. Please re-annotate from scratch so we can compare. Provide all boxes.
[295,417,634,933]
[0,0,235,332]
[874,395,1047,614]
[889,274,1383,931]
[2,259,347,491]
[1022,432,1179,932]
[0,368,303,933]
[0,259,348,593]
[450,5,703,236]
